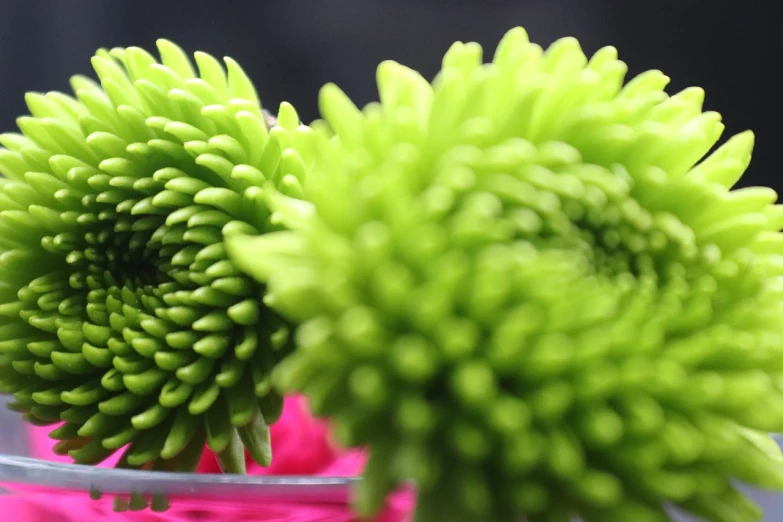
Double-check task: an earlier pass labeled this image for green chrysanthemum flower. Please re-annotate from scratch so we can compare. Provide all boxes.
[0,40,312,483]
[230,28,783,522]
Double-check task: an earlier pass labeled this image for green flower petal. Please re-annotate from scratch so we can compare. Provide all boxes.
[230,27,783,522]
[0,40,311,479]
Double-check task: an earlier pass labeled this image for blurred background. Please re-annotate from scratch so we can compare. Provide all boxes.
[0,0,781,189]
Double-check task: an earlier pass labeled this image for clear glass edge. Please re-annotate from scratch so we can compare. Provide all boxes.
[0,454,357,500]
[0,398,357,501]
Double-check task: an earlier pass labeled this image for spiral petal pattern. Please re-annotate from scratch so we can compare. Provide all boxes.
[229,28,783,522]
[0,40,312,478]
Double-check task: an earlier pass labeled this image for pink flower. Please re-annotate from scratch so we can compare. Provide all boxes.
[1,396,415,522]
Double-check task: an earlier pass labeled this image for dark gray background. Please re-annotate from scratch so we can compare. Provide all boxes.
[0,0,781,189]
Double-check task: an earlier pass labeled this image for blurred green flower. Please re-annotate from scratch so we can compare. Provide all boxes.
[230,27,783,522]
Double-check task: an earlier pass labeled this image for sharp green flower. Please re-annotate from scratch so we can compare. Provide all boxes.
[0,39,312,493]
[228,28,783,522]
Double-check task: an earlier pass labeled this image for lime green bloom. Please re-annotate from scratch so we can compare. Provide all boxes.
[0,40,311,485]
[230,28,783,522]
